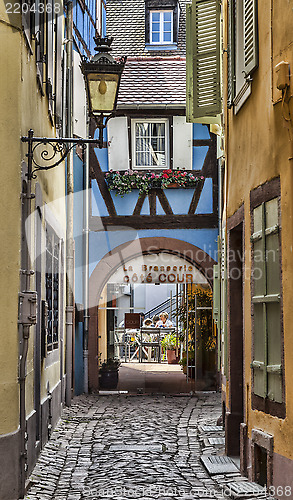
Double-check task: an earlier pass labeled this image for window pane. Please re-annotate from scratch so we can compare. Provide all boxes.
[152,12,160,21]
[254,205,262,233]
[164,22,172,31]
[267,302,282,402]
[266,233,280,295]
[253,303,265,397]
[265,198,278,229]
[152,32,160,43]
[164,31,172,42]
[152,21,160,32]
[163,11,172,21]
[267,302,281,367]
[135,121,166,167]
[253,239,264,296]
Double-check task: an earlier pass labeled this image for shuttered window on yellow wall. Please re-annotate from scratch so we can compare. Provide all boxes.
[251,199,283,403]
[186,0,221,121]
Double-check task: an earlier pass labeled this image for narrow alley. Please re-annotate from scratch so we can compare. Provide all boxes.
[25,393,271,500]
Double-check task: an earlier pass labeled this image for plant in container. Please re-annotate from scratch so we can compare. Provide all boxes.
[161,332,180,364]
[179,350,196,378]
[98,357,121,389]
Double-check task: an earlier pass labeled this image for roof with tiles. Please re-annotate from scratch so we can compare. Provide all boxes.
[117,57,186,107]
[107,0,187,58]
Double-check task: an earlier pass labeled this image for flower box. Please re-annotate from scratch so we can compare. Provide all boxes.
[105,170,204,197]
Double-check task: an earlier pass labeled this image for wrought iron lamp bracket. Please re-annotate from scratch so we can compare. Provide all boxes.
[21,129,101,180]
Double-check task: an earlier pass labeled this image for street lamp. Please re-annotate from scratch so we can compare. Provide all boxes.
[21,36,126,178]
[81,36,127,148]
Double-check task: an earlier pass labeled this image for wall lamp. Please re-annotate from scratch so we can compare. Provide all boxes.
[21,36,126,179]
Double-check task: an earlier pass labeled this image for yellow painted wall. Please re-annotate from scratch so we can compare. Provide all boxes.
[0,8,23,435]
[223,0,293,460]
[0,3,66,434]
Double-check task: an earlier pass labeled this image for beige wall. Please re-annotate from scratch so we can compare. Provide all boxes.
[0,4,66,434]
[223,0,293,460]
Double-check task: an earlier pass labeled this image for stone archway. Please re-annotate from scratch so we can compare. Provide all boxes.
[88,237,216,389]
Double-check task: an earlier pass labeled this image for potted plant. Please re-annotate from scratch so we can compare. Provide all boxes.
[98,357,121,389]
[161,332,180,364]
[179,350,196,378]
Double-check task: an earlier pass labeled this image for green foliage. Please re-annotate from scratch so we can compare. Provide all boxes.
[176,286,216,351]
[105,170,203,197]
[161,332,179,350]
[99,357,121,372]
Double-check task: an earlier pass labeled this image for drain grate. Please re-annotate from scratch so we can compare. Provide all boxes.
[200,425,224,432]
[226,481,266,498]
[207,437,225,445]
[201,455,239,475]
[108,443,163,452]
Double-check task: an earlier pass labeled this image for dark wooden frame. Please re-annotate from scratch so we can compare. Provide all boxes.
[89,122,218,229]
[250,177,285,419]
[145,0,179,45]
[226,204,245,456]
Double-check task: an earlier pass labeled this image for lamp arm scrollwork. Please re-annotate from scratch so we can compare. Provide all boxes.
[21,130,100,180]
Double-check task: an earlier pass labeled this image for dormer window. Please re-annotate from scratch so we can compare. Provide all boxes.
[150,11,173,44]
[145,0,180,50]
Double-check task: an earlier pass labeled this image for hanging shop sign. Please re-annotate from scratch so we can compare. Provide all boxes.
[108,253,208,285]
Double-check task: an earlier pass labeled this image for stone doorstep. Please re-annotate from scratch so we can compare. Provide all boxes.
[199,425,225,433]
[225,481,269,499]
[201,455,240,475]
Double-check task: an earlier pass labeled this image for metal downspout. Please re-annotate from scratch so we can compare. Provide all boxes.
[19,130,34,499]
[83,120,90,393]
[65,0,74,406]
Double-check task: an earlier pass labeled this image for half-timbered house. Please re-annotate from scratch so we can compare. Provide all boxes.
[87,0,219,389]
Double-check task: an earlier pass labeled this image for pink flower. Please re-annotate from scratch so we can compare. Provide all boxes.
[142,176,146,180]
[151,173,155,179]
[155,175,159,178]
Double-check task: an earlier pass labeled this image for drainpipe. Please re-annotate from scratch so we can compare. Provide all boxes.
[19,130,36,499]
[83,120,90,393]
[19,326,29,499]
[65,0,74,406]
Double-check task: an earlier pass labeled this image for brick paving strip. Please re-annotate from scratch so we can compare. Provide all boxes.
[25,393,274,500]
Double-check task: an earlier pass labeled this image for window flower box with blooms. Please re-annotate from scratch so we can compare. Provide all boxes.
[105,169,203,197]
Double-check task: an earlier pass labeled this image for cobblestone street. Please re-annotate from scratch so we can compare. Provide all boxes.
[25,393,272,500]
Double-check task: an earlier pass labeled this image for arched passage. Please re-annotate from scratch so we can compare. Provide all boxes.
[88,237,216,389]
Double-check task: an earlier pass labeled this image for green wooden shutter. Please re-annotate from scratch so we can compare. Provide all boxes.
[251,199,282,402]
[227,0,235,108]
[193,0,221,118]
[251,204,266,397]
[265,199,282,403]
[186,3,194,122]
[243,0,258,76]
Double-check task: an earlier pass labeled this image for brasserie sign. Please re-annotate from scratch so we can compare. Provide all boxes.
[108,253,207,285]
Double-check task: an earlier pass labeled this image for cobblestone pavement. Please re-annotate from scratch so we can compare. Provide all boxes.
[25,392,273,500]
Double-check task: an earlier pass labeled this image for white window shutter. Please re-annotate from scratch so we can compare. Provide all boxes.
[73,51,87,138]
[243,0,258,76]
[227,0,235,108]
[193,0,221,118]
[107,117,130,171]
[173,116,192,170]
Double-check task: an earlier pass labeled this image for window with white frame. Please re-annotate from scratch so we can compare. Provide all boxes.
[132,119,169,169]
[150,10,173,44]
